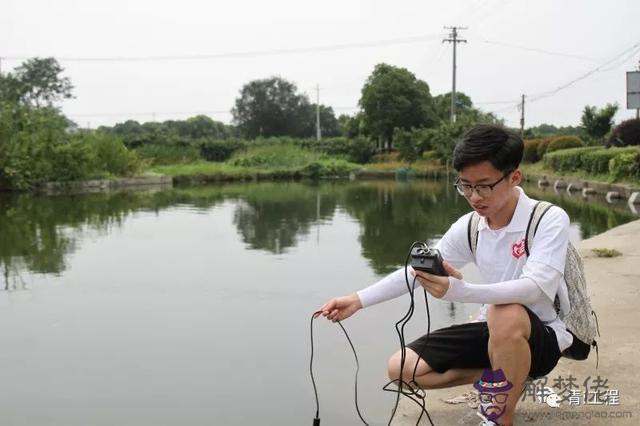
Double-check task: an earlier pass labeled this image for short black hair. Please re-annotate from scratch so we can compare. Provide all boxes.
[452,124,523,173]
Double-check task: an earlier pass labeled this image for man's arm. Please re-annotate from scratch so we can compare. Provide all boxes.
[440,262,562,304]
[356,213,475,308]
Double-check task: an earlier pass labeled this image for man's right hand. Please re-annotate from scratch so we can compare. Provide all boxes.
[315,293,363,322]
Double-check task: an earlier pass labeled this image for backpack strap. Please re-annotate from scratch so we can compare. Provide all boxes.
[525,201,563,319]
[467,212,481,259]
[524,201,554,256]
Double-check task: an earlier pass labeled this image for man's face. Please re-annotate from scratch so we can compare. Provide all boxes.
[457,161,521,219]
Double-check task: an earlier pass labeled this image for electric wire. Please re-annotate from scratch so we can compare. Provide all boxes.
[309,241,437,426]
[4,34,441,63]
[527,42,640,103]
[310,311,370,425]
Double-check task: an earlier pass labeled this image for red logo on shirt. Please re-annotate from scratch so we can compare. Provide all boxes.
[512,239,526,259]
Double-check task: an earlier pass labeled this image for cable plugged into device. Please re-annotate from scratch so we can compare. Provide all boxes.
[309,241,440,426]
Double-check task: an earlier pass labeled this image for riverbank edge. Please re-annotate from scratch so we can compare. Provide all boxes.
[21,167,640,199]
[36,175,173,194]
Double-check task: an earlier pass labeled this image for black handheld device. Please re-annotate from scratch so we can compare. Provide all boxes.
[409,246,448,276]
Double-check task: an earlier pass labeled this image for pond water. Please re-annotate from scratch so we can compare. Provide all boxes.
[0,179,636,425]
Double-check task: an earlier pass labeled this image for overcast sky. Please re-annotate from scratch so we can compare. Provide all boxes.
[2,0,640,129]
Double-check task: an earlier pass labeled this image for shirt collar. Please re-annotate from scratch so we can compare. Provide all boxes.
[477,187,533,233]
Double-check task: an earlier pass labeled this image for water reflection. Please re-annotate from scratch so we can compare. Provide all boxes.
[232,183,337,253]
[0,179,637,288]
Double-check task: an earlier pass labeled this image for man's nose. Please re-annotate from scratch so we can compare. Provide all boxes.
[469,189,483,203]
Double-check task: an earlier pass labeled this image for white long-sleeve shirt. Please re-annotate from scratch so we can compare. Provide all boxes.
[357,187,573,352]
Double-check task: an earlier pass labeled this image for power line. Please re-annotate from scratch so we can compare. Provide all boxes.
[476,37,600,62]
[4,34,442,63]
[528,41,640,103]
[475,100,520,105]
[486,41,640,118]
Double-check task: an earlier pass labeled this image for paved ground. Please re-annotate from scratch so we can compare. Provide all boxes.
[393,219,640,425]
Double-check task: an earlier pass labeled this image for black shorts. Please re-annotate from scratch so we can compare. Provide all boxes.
[406,305,562,379]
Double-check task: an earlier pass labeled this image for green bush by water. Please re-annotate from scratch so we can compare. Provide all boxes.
[543,146,640,180]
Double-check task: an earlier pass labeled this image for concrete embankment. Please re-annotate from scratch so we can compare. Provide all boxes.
[37,175,172,194]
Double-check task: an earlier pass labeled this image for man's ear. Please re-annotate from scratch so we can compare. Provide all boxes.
[511,169,522,185]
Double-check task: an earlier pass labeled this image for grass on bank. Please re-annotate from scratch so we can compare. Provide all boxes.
[520,162,640,187]
[360,152,444,174]
[151,143,362,181]
[151,145,447,182]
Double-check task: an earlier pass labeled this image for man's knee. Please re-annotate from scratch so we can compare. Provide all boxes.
[387,348,431,381]
[487,303,531,344]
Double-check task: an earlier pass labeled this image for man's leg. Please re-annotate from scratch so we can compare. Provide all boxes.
[387,348,485,390]
[486,304,532,426]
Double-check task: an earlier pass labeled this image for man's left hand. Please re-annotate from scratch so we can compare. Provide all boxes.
[412,261,463,299]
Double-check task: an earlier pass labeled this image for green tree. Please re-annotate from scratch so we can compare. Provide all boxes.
[394,128,432,164]
[429,118,476,165]
[0,57,73,107]
[359,64,437,149]
[580,103,618,142]
[337,112,366,138]
[232,77,311,139]
[432,92,473,122]
[431,91,501,125]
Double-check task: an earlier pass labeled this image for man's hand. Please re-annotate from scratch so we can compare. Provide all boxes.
[314,293,363,322]
[412,261,463,299]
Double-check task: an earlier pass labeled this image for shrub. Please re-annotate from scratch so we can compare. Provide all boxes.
[230,143,315,168]
[87,133,141,176]
[542,147,596,172]
[546,136,584,154]
[607,118,640,147]
[199,139,246,162]
[134,143,200,165]
[609,151,640,181]
[394,128,428,164]
[523,139,544,163]
[582,148,638,175]
[345,137,376,164]
[536,138,554,158]
[313,137,350,157]
[300,159,357,178]
[543,146,640,178]
[50,141,93,181]
[292,136,375,164]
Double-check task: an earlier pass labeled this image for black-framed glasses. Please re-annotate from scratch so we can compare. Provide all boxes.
[479,392,509,404]
[453,171,513,198]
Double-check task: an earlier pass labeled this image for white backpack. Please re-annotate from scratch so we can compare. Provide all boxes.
[467,201,600,364]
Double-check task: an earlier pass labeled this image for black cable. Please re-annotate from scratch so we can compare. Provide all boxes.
[310,311,370,426]
[310,311,321,422]
[384,241,434,426]
[309,241,437,426]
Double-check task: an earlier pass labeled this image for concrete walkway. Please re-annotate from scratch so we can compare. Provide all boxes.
[394,219,640,425]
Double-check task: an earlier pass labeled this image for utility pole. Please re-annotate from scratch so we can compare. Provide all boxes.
[443,26,467,123]
[520,94,526,136]
[316,84,321,141]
